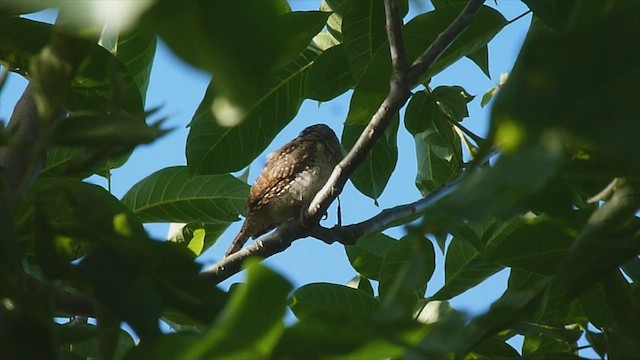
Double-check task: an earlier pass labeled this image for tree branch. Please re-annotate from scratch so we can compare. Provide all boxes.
[384,0,409,77]
[0,85,43,207]
[203,0,485,283]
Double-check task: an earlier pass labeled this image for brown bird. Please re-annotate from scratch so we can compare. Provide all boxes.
[224,124,344,257]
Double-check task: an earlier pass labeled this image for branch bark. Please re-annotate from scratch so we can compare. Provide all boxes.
[0,85,43,207]
[0,28,92,318]
[202,0,485,284]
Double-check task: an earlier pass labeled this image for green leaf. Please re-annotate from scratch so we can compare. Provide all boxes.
[0,17,145,113]
[520,324,578,357]
[405,90,464,195]
[186,50,316,175]
[520,0,577,30]
[466,336,520,359]
[148,1,327,117]
[578,282,613,329]
[80,249,162,341]
[168,221,231,257]
[56,322,135,360]
[598,271,640,357]
[466,45,490,79]
[342,0,387,81]
[342,117,399,201]
[17,178,147,249]
[289,282,379,321]
[121,166,249,223]
[43,109,167,178]
[378,234,435,315]
[621,256,640,283]
[405,90,438,135]
[485,215,576,276]
[431,86,474,123]
[0,2,51,15]
[415,146,458,196]
[430,237,503,301]
[320,0,347,42]
[491,3,640,174]
[40,148,93,178]
[357,276,374,296]
[114,25,157,104]
[184,262,292,359]
[53,110,167,148]
[305,44,353,101]
[419,142,567,231]
[345,232,397,280]
[273,316,420,360]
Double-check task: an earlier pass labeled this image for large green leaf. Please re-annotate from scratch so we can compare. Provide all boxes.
[520,0,577,30]
[320,0,347,42]
[430,237,503,301]
[405,90,465,195]
[418,142,568,233]
[53,110,166,148]
[186,50,316,175]
[17,178,147,250]
[289,282,379,321]
[342,117,399,201]
[80,249,163,342]
[378,234,435,315]
[178,262,292,359]
[56,322,135,360]
[147,0,328,118]
[341,0,387,81]
[485,215,576,276]
[466,45,490,79]
[113,25,157,104]
[0,17,143,114]
[305,44,353,101]
[121,166,249,223]
[490,2,640,174]
[273,314,423,360]
[600,271,640,358]
[345,232,396,280]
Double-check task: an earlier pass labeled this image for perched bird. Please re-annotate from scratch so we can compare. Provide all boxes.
[224,124,344,257]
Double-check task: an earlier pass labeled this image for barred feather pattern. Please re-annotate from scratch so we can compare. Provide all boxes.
[224,124,344,257]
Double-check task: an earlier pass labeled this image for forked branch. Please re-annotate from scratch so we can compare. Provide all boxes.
[203,0,486,283]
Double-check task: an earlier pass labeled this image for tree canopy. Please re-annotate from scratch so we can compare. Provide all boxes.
[0,0,639,359]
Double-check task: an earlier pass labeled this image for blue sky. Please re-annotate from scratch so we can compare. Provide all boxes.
[0,0,547,349]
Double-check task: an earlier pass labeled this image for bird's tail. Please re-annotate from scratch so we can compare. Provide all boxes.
[224,229,249,258]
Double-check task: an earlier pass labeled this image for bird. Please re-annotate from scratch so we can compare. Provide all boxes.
[224,124,344,257]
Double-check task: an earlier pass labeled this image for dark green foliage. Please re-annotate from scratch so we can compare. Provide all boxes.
[1,0,639,358]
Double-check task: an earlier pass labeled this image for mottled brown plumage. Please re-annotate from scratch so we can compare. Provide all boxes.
[224,124,344,257]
